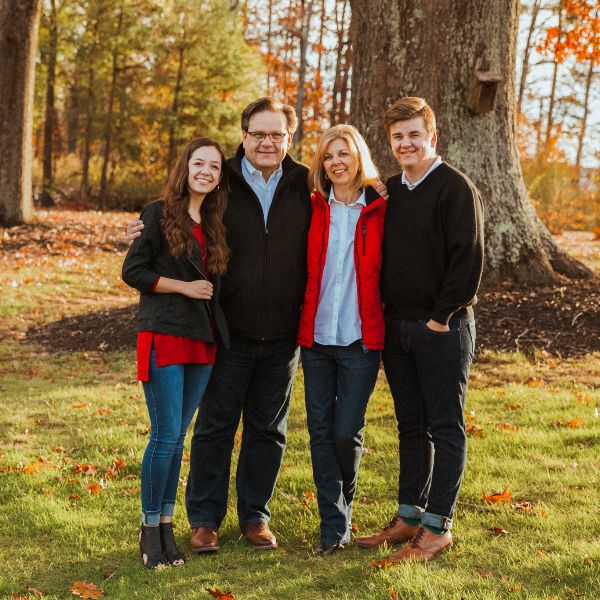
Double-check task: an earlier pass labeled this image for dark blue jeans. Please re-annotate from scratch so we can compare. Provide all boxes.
[302,341,380,545]
[141,351,213,526]
[185,336,300,529]
[382,315,475,531]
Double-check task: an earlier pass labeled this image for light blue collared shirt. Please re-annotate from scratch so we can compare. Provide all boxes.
[401,156,443,190]
[313,188,366,346]
[241,156,283,225]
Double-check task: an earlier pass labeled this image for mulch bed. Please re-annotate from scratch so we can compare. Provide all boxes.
[27,279,600,357]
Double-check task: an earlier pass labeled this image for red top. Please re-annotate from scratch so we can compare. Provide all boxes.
[297,188,387,350]
[137,224,216,381]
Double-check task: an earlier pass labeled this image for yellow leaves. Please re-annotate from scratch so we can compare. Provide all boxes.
[483,486,513,505]
[70,581,103,599]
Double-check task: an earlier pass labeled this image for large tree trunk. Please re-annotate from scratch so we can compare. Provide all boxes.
[0,0,40,225]
[349,0,591,285]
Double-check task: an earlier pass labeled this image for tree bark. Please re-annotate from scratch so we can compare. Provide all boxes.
[167,42,186,175]
[292,0,316,151]
[517,0,540,116]
[349,0,591,284]
[330,0,349,124]
[98,4,123,210]
[0,0,40,225]
[575,60,594,179]
[545,0,563,149]
[41,0,57,207]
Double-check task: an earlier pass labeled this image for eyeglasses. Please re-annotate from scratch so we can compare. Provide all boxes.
[246,131,287,143]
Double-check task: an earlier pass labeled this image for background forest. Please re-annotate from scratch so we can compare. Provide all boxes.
[32,0,599,232]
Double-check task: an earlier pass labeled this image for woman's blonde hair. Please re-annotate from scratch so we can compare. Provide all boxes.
[309,124,379,197]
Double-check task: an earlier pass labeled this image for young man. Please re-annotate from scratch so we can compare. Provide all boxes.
[355,97,484,562]
[127,98,311,552]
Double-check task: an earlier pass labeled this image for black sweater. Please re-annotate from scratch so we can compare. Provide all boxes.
[381,162,484,325]
[220,146,311,341]
[121,200,229,346]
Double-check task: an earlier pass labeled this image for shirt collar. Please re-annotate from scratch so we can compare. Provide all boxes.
[328,187,366,207]
[402,156,443,190]
[242,156,283,184]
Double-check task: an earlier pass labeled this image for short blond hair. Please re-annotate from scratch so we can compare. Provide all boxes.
[309,125,379,197]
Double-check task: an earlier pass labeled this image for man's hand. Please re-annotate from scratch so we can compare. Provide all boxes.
[182,280,213,300]
[127,219,144,246]
[373,179,389,200]
[426,319,450,332]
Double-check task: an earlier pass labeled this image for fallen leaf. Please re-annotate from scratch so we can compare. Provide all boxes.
[303,490,315,502]
[466,423,484,437]
[301,499,312,511]
[576,392,593,405]
[70,581,103,599]
[478,570,494,578]
[351,523,360,533]
[11,594,28,599]
[68,494,82,500]
[122,486,140,495]
[74,463,96,476]
[489,526,509,535]
[97,407,112,415]
[51,446,68,453]
[205,588,236,600]
[72,402,91,409]
[510,583,523,592]
[513,500,534,513]
[567,418,584,428]
[525,377,545,387]
[22,458,45,475]
[496,422,518,433]
[371,559,394,569]
[85,482,102,494]
[483,486,512,504]
[25,588,43,598]
[390,585,399,600]
[504,402,522,410]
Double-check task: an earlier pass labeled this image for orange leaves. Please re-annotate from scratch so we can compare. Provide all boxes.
[483,486,513,505]
[495,422,518,433]
[22,458,45,475]
[465,412,484,437]
[371,559,394,570]
[302,490,316,511]
[525,377,545,388]
[205,588,236,600]
[74,463,96,476]
[85,482,103,495]
[105,457,127,479]
[97,407,112,415]
[70,581,103,599]
[72,402,91,409]
[553,418,584,428]
[390,585,399,600]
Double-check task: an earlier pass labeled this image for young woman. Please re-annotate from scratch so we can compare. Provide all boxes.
[122,138,229,568]
[297,125,386,555]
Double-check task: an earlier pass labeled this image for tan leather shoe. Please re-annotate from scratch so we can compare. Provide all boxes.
[241,522,278,550]
[388,527,452,563]
[354,517,419,549]
[189,526,219,553]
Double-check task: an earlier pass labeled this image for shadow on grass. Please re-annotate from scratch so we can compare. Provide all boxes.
[26,304,137,353]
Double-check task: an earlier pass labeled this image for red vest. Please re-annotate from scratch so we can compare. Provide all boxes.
[297,186,386,350]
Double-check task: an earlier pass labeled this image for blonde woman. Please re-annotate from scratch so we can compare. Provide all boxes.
[297,125,386,555]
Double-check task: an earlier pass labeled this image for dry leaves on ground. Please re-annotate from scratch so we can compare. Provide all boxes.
[206,588,236,600]
[70,581,103,599]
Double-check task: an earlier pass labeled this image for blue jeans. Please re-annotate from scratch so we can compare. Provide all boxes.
[302,341,380,545]
[185,336,300,528]
[141,351,213,526]
[382,314,475,531]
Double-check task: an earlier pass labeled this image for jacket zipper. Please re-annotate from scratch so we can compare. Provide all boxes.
[186,257,212,318]
[362,222,367,255]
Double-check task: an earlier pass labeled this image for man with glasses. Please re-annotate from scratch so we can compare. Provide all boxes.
[127,98,311,552]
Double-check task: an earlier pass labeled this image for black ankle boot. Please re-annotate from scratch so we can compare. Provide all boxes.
[160,522,185,565]
[139,525,166,569]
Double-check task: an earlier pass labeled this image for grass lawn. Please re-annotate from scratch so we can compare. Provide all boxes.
[1,211,598,600]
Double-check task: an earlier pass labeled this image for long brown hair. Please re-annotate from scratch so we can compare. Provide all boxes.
[161,138,230,275]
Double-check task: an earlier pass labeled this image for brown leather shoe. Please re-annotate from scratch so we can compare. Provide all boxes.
[388,527,452,563]
[189,526,219,553]
[241,522,278,550]
[354,517,419,549]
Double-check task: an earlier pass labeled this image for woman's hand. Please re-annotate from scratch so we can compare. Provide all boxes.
[181,279,214,300]
[153,277,213,299]
[127,219,144,245]
[426,319,450,332]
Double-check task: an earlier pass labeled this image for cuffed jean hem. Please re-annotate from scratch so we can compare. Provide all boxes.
[161,502,175,517]
[240,517,269,528]
[142,512,161,526]
[188,519,219,529]
[422,511,453,531]
[397,504,424,521]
